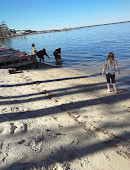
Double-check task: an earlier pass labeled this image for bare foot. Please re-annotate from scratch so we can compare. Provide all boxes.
[107,89,111,92]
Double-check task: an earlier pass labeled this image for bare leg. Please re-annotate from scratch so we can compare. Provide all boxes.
[113,83,118,92]
[56,58,59,65]
[107,83,111,92]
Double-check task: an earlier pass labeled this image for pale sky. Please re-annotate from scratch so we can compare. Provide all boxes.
[0,0,130,30]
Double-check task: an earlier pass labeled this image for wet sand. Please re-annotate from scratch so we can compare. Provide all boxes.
[0,47,130,170]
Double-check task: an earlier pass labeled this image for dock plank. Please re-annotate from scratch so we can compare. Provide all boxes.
[0,47,36,68]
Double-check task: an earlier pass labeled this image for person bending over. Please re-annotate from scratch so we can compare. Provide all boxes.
[36,48,50,63]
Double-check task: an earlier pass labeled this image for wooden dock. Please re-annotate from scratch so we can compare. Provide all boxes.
[0,54,36,68]
[0,46,36,69]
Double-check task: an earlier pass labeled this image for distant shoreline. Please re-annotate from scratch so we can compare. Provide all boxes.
[0,21,130,38]
[38,20,130,34]
[70,20,130,29]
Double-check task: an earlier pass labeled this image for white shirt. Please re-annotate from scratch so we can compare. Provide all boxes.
[105,59,117,75]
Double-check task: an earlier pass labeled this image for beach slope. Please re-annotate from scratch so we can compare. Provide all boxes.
[0,48,130,170]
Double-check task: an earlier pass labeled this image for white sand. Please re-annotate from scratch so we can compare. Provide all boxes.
[0,48,130,170]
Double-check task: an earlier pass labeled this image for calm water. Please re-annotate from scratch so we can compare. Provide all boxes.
[0,22,130,70]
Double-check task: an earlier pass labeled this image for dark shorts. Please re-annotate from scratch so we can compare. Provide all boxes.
[38,56,44,59]
[54,52,61,59]
[36,54,44,59]
[106,73,115,83]
[54,54,60,59]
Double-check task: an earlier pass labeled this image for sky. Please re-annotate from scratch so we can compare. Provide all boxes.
[0,0,130,31]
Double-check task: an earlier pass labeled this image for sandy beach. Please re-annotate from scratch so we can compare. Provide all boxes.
[0,47,130,170]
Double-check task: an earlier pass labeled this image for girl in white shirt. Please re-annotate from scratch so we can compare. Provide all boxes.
[102,52,120,93]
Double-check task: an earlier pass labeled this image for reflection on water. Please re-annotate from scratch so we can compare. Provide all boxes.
[0,22,130,69]
[0,37,13,46]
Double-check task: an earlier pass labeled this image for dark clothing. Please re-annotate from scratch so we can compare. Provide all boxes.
[106,73,115,83]
[53,49,61,59]
[36,50,48,59]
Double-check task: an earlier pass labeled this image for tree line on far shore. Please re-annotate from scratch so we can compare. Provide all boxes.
[0,21,16,38]
[0,21,37,38]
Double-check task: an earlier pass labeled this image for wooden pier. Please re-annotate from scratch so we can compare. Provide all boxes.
[0,46,36,69]
[0,54,36,69]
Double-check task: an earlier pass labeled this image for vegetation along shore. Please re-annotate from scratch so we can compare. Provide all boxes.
[0,20,130,38]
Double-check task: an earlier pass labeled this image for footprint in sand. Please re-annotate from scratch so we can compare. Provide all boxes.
[0,122,27,135]
[12,122,27,134]
[0,141,3,150]
[18,133,44,152]
[10,123,17,134]
[1,108,9,113]
[0,152,6,163]
[1,107,19,114]
[0,141,9,163]
[24,76,32,82]
[0,127,4,134]
[10,107,19,112]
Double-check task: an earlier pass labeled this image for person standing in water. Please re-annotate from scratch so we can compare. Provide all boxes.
[32,44,38,68]
[53,48,61,65]
[102,52,120,93]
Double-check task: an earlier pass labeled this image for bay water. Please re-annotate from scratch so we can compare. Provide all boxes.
[0,22,130,78]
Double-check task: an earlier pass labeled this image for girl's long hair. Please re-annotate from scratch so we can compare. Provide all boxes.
[107,52,114,65]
